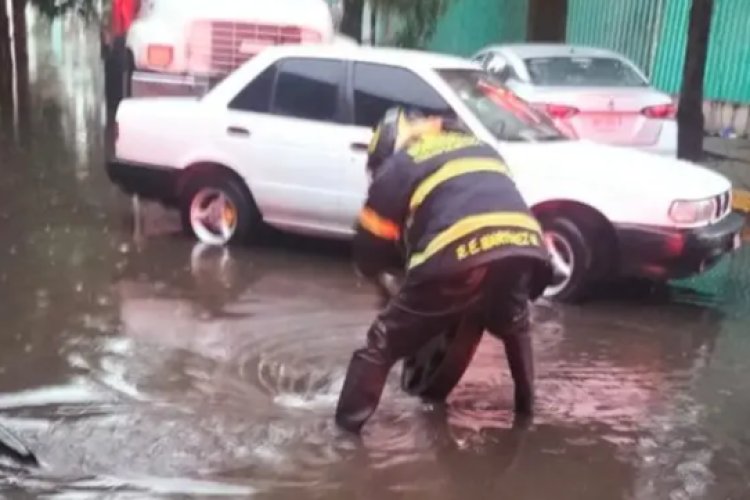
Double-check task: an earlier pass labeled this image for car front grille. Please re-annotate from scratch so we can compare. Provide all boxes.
[714,190,731,220]
[208,21,303,74]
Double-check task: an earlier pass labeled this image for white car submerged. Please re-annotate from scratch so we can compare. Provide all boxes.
[107,45,744,302]
[472,44,678,157]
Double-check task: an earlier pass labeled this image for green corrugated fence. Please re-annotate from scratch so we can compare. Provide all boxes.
[566,0,665,76]
[387,0,750,105]
[650,0,750,103]
[428,0,528,56]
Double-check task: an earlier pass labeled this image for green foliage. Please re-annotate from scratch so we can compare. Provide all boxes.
[28,0,103,22]
[375,0,450,49]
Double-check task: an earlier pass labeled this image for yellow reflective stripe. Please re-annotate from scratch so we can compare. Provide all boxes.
[409,158,510,211]
[408,212,542,269]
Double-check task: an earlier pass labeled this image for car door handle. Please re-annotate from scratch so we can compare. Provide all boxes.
[227,126,250,137]
[351,142,369,151]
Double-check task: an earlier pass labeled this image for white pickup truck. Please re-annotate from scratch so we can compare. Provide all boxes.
[107,44,744,302]
[102,0,339,114]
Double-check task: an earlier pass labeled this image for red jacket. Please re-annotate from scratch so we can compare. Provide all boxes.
[112,0,140,37]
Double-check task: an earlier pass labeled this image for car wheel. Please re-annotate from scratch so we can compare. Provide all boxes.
[400,315,484,403]
[180,174,260,246]
[541,217,594,303]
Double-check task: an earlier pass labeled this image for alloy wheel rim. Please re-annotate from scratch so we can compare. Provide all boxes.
[189,188,238,246]
[543,230,575,297]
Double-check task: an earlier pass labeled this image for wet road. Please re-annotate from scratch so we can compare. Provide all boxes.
[2,15,750,500]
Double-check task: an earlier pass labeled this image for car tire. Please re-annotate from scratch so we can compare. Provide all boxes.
[540,217,594,303]
[179,173,261,246]
[400,315,484,403]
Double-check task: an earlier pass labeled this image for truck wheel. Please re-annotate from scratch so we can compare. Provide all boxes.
[540,217,594,303]
[400,315,484,402]
[180,174,261,246]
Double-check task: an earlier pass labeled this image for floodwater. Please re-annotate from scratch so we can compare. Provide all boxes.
[1,15,750,500]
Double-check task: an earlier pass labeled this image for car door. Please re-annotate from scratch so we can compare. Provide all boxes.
[221,56,351,234]
[338,62,457,229]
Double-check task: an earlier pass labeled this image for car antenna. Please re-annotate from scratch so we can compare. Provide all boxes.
[0,423,39,467]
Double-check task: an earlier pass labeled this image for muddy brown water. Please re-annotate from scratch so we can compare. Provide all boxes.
[1,16,750,499]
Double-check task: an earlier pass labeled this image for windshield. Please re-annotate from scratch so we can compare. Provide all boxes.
[438,69,568,142]
[523,56,648,87]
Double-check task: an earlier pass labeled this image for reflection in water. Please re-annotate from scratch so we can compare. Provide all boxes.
[1,7,750,498]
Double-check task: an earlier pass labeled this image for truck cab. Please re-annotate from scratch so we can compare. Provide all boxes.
[102,0,338,116]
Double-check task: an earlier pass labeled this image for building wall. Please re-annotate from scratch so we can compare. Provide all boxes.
[428,0,528,56]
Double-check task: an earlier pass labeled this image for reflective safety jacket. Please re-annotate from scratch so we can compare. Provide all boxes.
[353,132,552,293]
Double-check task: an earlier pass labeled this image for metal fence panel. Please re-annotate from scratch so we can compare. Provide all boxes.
[566,0,665,76]
[428,0,529,56]
[636,0,750,103]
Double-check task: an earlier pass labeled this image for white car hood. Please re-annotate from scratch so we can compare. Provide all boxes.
[499,139,731,200]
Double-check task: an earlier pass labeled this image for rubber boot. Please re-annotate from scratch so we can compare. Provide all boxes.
[335,348,391,434]
[502,329,535,416]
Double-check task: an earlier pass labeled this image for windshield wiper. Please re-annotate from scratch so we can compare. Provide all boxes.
[533,134,568,142]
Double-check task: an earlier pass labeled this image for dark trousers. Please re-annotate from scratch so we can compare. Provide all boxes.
[335,257,536,433]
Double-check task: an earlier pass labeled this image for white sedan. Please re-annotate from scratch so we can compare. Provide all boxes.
[471,44,678,157]
[107,44,743,302]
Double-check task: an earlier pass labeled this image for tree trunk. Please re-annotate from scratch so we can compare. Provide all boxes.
[341,0,363,42]
[370,3,377,45]
[11,0,29,144]
[677,0,714,161]
[0,0,14,125]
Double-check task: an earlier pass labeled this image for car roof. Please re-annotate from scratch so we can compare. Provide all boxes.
[482,43,626,60]
[260,44,479,70]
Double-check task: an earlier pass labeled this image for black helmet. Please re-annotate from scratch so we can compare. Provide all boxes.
[367,107,415,174]
[366,107,472,176]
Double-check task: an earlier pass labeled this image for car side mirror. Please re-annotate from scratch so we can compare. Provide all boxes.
[486,55,512,82]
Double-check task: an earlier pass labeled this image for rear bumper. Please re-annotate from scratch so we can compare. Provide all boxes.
[107,158,179,204]
[615,212,745,280]
[131,70,215,99]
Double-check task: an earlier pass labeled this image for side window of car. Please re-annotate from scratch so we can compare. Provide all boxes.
[271,58,345,123]
[228,63,278,113]
[352,62,453,128]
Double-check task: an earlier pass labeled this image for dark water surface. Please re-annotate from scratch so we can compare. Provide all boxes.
[1,15,749,499]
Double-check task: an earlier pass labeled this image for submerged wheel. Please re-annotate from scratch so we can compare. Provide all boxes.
[180,173,260,246]
[400,316,484,402]
[541,217,594,303]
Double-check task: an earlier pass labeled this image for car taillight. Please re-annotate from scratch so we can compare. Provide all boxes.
[300,28,322,43]
[545,104,579,119]
[642,103,676,119]
[147,44,174,68]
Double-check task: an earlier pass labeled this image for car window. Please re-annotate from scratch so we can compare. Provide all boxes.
[228,63,277,113]
[523,56,647,87]
[271,58,345,122]
[438,69,568,142]
[352,62,453,128]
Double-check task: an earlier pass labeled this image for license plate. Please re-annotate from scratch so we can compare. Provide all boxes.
[591,115,622,130]
[733,233,742,250]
